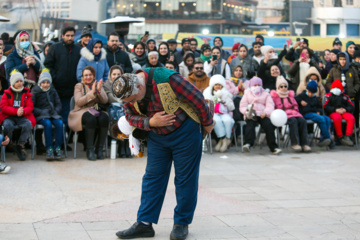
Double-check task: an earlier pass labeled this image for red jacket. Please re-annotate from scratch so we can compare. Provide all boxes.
[0,87,36,127]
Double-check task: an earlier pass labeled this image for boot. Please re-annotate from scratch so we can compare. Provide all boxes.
[215,138,223,152]
[96,145,105,159]
[85,128,96,161]
[118,140,126,158]
[95,127,108,159]
[124,139,132,158]
[35,129,46,155]
[220,137,231,152]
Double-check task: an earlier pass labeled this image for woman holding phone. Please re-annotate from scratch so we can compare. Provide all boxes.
[204,46,231,79]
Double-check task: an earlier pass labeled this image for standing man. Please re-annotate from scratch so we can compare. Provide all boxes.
[252,41,264,65]
[105,32,133,73]
[167,38,178,54]
[113,68,214,240]
[187,58,210,92]
[213,36,231,61]
[76,25,92,48]
[44,26,81,127]
[189,38,200,57]
[333,37,342,51]
[174,38,191,65]
[248,35,264,57]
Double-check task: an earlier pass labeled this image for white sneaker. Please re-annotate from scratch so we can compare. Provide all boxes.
[242,144,251,152]
[215,139,223,152]
[272,148,282,155]
[0,163,10,174]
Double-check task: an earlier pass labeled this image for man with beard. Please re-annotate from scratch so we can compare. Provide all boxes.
[252,41,264,67]
[189,38,200,57]
[76,25,92,48]
[213,36,231,61]
[248,35,264,57]
[44,26,81,128]
[174,38,191,66]
[187,58,210,92]
[105,32,133,73]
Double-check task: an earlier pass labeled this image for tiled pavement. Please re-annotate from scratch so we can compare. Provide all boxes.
[1,144,360,240]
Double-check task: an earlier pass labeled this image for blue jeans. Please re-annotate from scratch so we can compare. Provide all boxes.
[137,119,203,225]
[304,113,331,139]
[39,118,64,149]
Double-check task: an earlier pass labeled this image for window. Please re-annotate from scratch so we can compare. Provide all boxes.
[319,0,324,6]
[313,24,320,36]
[273,0,284,7]
[258,10,267,17]
[60,11,69,18]
[327,24,339,35]
[262,0,269,6]
[347,24,359,36]
[346,0,354,5]
[61,2,70,8]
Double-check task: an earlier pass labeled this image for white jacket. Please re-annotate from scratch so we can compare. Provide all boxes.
[203,75,235,112]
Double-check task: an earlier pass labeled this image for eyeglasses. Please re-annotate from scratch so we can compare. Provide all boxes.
[279,85,288,89]
[195,67,203,70]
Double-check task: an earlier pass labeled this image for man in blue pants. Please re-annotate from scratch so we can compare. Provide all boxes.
[112,68,214,240]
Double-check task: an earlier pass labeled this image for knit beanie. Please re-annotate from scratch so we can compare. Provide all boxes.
[249,76,263,87]
[333,37,342,46]
[331,79,343,92]
[346,41,355,50]
[38,68,52,86]
[276,75,288,89]
[80,25,92,38]
[301,38,309,46]
[260,45,273,56]
[232,43,240,52]
[9,69,24,92]
[255,34,264,44]
[306,80,318,93]
[213,36,223,46]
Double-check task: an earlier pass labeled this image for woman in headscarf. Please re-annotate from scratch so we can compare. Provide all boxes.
[130,41,147,66]
[146,39,157,52]
[5,30,42,89]
[204,46,231,79]
[76,38,109,82]
[158,42,173,65]
[178,51,195,78]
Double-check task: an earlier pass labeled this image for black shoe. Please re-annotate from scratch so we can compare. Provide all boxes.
[317,138,331,147]
[329,140,336,149]
[96,146,105,160]
[170,224,188,240]
[116,222,155,239]
[54,146,65,160]
[86,147,96,161]
[14,145,26,161]
[46,147,55,161]
[61,144,72,151]
[36,145,47,155]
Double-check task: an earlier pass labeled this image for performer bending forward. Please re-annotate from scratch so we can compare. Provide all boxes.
[113,67,214,240]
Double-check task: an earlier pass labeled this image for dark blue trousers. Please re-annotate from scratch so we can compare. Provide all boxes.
[137,119,203,225]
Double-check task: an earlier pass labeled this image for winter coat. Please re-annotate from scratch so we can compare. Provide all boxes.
[68,83,108,132]
[174,49,186,66]
[5,48,41,83]
[240,89,275,119]
[285,47,320,63]
[103,79,120,105]
[0,87,36,127]
[221,49,231,61]
[31,85,62,122]
[257,60,286,90]
[287,59,321,91]
[296,66,326,99]
[203,85,235,112]
[325,64,360,99]
[229,54,257,79]
[295,90,322,116]
[186,72,210,91]
[323,92,354,116]
[0,61,9,95]
[178,61,192,79]
[204,59,231,79]
[130,52,147,66]
[76,48,109,82]
[104,46,133,73]
[270,90,303,119]
[44,40,81,99]
[225,80,239,97]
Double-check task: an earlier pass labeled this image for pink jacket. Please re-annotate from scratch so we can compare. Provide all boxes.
[270,90,303,118]
[225,80,239,97]
[240,89,274,119]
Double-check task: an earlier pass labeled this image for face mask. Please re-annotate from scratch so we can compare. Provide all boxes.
[20,41,30,49]
[330,88,341,96]
[251,86,262,96]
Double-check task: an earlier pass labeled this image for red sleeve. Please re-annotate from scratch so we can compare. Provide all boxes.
[0,94,18,116]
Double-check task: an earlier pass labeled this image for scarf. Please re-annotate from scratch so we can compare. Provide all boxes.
[86,38,103,61]
[158,53,168,65]
[200,54,211,62]
[15,31,43,69]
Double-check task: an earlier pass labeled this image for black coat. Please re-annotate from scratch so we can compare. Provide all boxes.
[31,85,62,122]
[105,46,133,73]
[324,92,354,116]
[295,90,322,116]
[44,40,81,99]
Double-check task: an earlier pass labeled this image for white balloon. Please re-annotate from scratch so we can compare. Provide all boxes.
[118,116,133,135]
[270,109,288,127]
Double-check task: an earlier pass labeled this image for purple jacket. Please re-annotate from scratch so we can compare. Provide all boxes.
[270,90,303,118]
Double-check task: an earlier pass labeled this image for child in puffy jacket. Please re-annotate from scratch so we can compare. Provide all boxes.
[295,80,332,148]
[324,79,355,146]
[0,70,36,160]
[271,76,311,152]
[239,77,281,154]
[203,74,235,152]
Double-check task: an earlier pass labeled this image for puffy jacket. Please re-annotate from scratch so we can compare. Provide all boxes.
[323,92,354,116]
[295,90,322,116]
[76,47,109,82]
[325,65,360,99]
[229,45,257,79]
[203,80,235,112]
[31,85,62,122]
[44,40,81,98]
[240,89,275,119]
[270,90,303,118]
[104,46,133,73]
[225,80,239,97]
[296,66,326,99]
[0,87,36,127]
[287,59,321,91]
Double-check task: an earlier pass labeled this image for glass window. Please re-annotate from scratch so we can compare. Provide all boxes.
[347,24,359,36]
[60,11,69,18]
[313,24,320,36]
[262,0,269,6]
[327,24,339,35]
[61,2,70,8]
[346,0,353,5]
